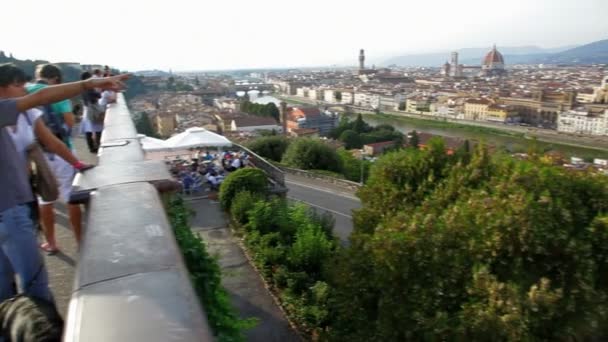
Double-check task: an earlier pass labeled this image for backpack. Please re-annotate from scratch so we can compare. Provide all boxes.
[84,89,105,124]
[89,103,106,124]
[40,104,69,146]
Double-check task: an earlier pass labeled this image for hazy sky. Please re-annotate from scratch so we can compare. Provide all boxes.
[2,0,607,71]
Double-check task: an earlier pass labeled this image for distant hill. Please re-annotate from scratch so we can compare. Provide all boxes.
[382,40,608,67]
[543,39,608,64]
[0,51,83,82]
[382,45,575,67]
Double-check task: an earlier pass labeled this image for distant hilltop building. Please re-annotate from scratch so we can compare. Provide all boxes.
[442,45,506,77]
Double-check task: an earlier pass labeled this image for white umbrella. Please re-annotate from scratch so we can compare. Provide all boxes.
[165,127,232,150]
[137,134,170,152]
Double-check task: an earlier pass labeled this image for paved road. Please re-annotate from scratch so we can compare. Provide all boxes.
[284,175,361,242]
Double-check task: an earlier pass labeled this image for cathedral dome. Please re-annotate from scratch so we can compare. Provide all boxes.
[483,45,504,66]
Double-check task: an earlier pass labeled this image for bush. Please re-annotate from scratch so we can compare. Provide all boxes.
[248,136,290,162]
[288,223,333,275]
[167,196,255,341]
[337,148,370,183]
[231,195,340,337]
[282,138,342,172]
[230,191,263,226]
[219,168,267,211]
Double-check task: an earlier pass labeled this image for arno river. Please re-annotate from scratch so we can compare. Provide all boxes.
[346,113,608,160]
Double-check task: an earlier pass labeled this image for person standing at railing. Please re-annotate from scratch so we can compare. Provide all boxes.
[0,67,129,302]
[80,71,103,153]
[27,64,86,254]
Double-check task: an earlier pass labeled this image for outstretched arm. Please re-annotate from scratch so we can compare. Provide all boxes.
[16,74,130,113]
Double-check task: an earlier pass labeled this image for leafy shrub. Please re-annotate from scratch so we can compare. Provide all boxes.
[219,168,267,210]
[282,138,342,172]
[167,196,256,341]
[230,191,263,226]
[248,136,290,162]
[288,223,334,275]
[246,198,295,240]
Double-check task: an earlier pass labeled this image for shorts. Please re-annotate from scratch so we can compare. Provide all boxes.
[38,154,75,205]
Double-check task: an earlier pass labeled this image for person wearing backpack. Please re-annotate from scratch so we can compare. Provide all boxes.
[26,64,84,253]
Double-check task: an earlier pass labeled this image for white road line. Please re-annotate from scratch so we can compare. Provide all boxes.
[287,197,353,219]
[285,180,360,201]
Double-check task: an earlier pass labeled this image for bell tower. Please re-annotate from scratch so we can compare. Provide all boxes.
[359,49,365,70]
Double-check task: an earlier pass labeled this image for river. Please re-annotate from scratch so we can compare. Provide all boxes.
[346,113,608,160]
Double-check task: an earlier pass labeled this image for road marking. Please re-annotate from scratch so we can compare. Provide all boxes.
[285,180,360,201]
[287,197,353,219]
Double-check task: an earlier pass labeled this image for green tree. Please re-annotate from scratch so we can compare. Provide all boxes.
[219,168,268,210]
[265,102,280,122]
[327,142,608,341]
[337,148,370,182]
[353,114,367,134]
[398,102,406,111]
[240,99,251,113]
[166,76,175,90]
[339,129,362,149]
[132,111,158,137]
[334,91,342,102]
[282,138,342,172]
[248,136,290,162]
[409,130,420,149]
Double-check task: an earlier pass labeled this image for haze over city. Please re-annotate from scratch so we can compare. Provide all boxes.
[2,0,607,71]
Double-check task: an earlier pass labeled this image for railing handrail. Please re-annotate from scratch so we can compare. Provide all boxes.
[65,94,213,342]
[233,142,286,187]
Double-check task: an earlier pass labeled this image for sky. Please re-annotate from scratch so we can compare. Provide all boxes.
[1,0,607,71]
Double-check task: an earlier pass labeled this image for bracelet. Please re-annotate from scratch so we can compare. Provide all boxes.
[73,161,85,170]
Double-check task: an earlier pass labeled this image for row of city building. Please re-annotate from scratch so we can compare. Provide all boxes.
[280,73,608,135]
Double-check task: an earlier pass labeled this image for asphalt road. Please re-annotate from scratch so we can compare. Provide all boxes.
[284,175,361,242]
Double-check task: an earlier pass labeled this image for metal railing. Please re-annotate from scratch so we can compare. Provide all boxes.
[65,94,213,342]
[233,142,286,191]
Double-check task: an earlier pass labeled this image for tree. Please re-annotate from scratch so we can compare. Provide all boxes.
[265,103,281,122]
[353,114,367,134]
[133,111,158,138]
[240,99,251,113]
[334,91,342,102]
[337,148,369,182]
[194,76,200,86]
[219,168,268,210]
[398,102,406,111]
[166,76,175,90]
[248,136,290,162]
[339,130,362,149]
[282,138,342,172]
[327,142,608,340]
[409,130,420,149]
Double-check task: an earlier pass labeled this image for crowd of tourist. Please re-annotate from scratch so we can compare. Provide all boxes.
[0,61,127,338]
[169,150,250,194]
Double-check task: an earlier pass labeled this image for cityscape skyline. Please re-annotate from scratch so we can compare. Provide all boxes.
[2,0,607,71]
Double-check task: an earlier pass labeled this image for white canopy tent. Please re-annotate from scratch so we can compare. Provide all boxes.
[137,134,169,152]
[165,127,232,150]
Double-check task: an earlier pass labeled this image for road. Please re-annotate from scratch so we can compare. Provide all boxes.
[284,174,361,242]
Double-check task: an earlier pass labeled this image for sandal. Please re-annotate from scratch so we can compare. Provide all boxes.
[40,243,59,255]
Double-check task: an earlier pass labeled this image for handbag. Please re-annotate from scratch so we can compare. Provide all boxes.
[26,142,59,202]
